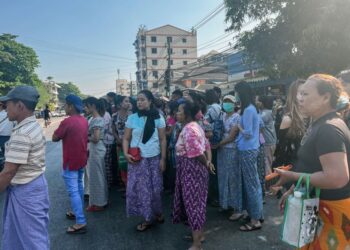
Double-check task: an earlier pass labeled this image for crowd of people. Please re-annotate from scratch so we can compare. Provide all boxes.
[0,71,349,249]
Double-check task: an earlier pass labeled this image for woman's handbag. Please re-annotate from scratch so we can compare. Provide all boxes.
[127,147,141,162]
[282,174,320,248]
[127,121,145,162]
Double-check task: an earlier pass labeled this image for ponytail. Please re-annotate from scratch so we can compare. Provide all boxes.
[83,97,105,116]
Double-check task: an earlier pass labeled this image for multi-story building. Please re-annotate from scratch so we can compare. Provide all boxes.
[116,79,138,96]
[134,25,197,95]
[43,79,61,109]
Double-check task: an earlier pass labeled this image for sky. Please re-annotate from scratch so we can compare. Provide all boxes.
[0,0,233,96]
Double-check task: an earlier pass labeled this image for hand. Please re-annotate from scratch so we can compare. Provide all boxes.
[125,153,136,164]
[273,168,295,187]
[278,185,295,212]
[207,161,216,175]
[160,159,166,173]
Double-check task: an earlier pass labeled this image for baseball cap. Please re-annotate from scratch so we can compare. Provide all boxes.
[223,95,236,103]
[0,85,40,103]
[65,94,83,113]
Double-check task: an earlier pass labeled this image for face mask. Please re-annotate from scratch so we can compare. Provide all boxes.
[223,102,234,113]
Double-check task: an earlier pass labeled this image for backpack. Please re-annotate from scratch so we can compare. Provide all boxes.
[208,108,224,145]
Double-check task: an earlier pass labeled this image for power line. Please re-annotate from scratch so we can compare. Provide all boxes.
[192,2,225,30]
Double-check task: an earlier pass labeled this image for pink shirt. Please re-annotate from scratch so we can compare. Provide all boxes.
[176,122,210,158]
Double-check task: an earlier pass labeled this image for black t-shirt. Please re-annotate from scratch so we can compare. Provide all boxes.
[295,112,350,200]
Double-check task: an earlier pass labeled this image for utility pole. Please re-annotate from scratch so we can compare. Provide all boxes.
[117,69,120,80]
[129,73,133,97]
[165,39,171,97]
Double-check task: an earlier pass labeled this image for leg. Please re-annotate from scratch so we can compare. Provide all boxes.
[62,169,86,226]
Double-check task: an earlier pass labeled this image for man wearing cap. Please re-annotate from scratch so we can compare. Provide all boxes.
[0,85,50,249]
[52,94,88,234]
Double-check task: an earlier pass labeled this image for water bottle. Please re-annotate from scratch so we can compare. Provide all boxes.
[283,191,303,246]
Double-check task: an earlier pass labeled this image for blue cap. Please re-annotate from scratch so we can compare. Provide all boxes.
[65,94,83,113]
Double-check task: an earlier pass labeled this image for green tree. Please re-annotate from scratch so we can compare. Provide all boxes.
[58,82,85,101]
[225,0,350,78]
[0,33,40,93]
[0,33,50,107]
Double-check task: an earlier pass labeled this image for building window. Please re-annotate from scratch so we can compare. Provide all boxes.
[152,71,158,79]
[152,60,158,66]
[169,48,173,54]
[183,61,188,65]
[153,82,159,88]
[151,36,157,42]
[151,48,157,54]
[183,49,187,55]
[182,38,187,43]
[141,47,146,53]
[167,36,172,43]
[170,60,173,65]
[142,59,146,65]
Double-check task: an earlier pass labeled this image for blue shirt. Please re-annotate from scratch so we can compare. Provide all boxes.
[236,104,260,151]
[126,113,165,158]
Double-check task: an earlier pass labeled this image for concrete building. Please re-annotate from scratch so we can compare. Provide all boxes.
[116,79,138,96]
[43,80,61,109]
[134,25,197,95]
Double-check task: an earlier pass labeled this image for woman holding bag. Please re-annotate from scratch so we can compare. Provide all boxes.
[276,74,350,249]
[123,90,167,232]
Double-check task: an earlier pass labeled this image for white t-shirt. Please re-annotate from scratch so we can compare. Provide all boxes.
[0,110,14,136]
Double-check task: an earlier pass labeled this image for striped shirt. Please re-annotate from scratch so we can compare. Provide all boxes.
[5,115,46,185]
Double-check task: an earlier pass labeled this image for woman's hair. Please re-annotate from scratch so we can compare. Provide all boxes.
[181,100,200,121]
[235,81,256,113]
[83,97,105,117]
[308,74,344,109]
[189,91,207,114]
[205,89,219,105]
[258,96,274,110]
[168,100,179,116]
[99,98,110,115]
[285,79,306,138]
[116,96,128,107]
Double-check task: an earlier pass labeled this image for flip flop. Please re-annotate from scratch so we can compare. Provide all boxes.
[239,223,262,232]
[66,225,87,234]
[228,213,244,221]
[136,222,153,232]
[66,212,76,220]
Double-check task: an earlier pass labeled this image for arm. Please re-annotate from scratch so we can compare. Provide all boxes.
[0,162,20,192]
[91,128,101,144]
[218,126,239,147]
[280,115,292,130]
[238,108,254,138]
[276,152,349,189]
[158,127,167,172]
[52,134,60,142]
[122,128,135,163]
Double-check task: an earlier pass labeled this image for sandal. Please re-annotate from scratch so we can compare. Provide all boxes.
[183,234,206,243]
[66,225,87,234]
[136,222,153,232]
[239,222,262,232]
[66,212,76,220]
[228,213,244,221]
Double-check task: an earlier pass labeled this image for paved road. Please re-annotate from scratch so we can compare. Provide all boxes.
[0,118,292,250]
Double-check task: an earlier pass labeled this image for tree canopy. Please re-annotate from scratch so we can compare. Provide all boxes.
[225,0,350,78]
[0,33,51,107]
[58,82,86,102]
